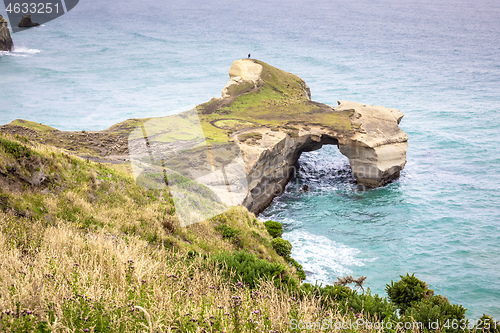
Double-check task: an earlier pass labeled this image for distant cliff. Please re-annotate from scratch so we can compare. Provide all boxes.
[0,15,14,51]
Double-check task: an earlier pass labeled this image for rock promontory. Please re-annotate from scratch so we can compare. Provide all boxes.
[1,59,408,216]
[127,59,408,214]
[0,15,14,51]
[203,59,408,213]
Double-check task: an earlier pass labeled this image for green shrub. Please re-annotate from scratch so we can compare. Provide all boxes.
[0,138,35,159]
[271,238,292,259]
[476,314,500,333]
[264,220,283,238]
[385,273,434,312]
[215,224,240,244]
[403,295,467,333]
[301,284,395,320]
[211,251,292,289]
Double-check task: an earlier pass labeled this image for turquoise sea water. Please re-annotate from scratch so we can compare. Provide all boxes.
[1,0,499,319]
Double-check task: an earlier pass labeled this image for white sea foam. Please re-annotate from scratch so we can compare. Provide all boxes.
[0,47,42,57]
[13,47,41,54]
[0,50,27,57]
[284,229,370,285]
[0,47,41,57]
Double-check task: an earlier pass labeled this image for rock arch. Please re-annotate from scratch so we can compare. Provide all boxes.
[234,101,407,214]
[125,59,408,216]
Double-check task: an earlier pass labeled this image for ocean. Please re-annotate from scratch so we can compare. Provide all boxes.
[1,0,499,319]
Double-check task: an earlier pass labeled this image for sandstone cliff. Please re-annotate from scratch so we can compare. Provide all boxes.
[211,60,407,213]
[0,15,14,52]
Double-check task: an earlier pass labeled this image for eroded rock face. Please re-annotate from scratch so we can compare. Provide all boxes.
[336,101,407,188]
[221,60,263,98]
[233,101,408,214]
[0,15,14,52]
[234,125,338,213]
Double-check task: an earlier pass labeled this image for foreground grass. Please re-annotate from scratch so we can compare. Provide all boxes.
[0,223,413,333]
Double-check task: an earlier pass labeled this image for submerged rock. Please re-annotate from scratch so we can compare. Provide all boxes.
[0,15,14,51]
[300,184,310,193]
[18,15,40,28]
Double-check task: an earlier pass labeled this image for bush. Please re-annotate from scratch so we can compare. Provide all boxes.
[264,220,283,238]
[301,284,395,320]
[385,273,434,312]
[402,295,467,333]
[271,238,292,259]
[215,224,240,245]
[211,251,293,289]
[476,314,500,333]
[0,138,35,159]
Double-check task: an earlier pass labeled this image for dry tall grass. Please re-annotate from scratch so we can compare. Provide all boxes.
[0,215,420,332]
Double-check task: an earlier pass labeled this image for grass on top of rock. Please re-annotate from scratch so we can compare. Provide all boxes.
[7,119,58,133]
[197,59,353,144]
[237,132,263,143]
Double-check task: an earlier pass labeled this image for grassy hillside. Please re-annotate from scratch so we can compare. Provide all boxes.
[0,133,301,331]
[1,134,498,333]
[0,132,286,257]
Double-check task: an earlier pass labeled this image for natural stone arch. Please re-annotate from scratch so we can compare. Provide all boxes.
[215,60,409,214]
[233,101,407,214]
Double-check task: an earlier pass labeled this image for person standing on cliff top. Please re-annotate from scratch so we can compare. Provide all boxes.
[248,53,251,59]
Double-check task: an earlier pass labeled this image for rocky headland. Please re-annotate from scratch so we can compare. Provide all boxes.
[0,59,408,214]
[0,15,14,51]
